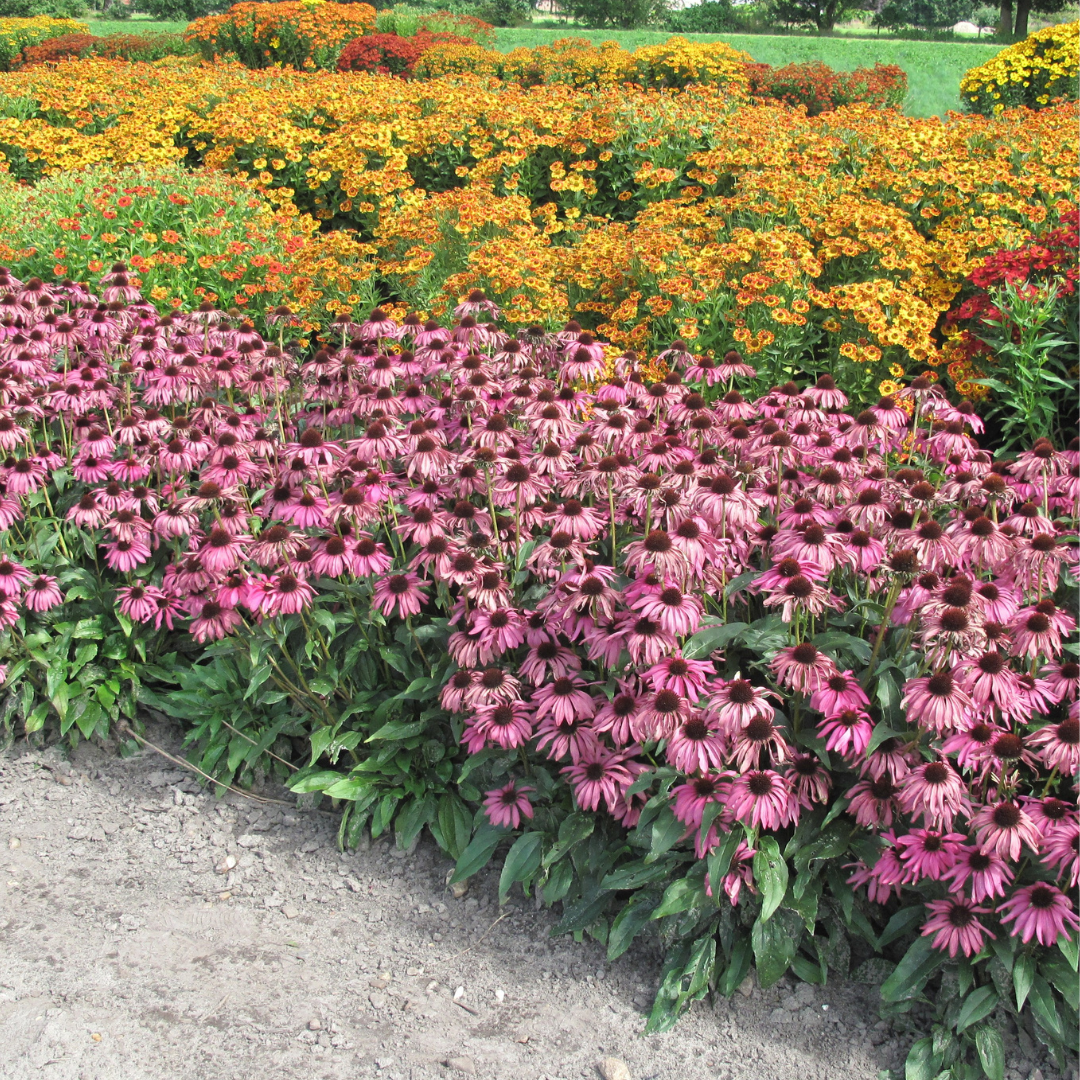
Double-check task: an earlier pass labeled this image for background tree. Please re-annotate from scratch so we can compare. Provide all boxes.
[561,0,668,28]
[766,0,864,31]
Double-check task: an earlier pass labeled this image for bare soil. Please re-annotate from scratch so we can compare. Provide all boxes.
[0,723,1060,1080]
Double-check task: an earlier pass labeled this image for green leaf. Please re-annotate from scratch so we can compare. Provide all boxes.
[542,811,594,868]
[867,720,908,756]
[1014,952,1036,1011]
[450,823,505,884]
[552,890,611,937]
[877,904,927,949]
[1028,974,1065,1043]
[707,828,743,897]
[498,832,543,903]
[541,857,574,906]
[434,793,472,861]
[880,935,944,1003]
[751,909,801,988]
[395,792,435,851]
[975,1027,1005,1080]
[1058,933,1079,973]
[367,718,426,742]
[752,835,788,923]
[904,1037,941,1080]
[607,891,659,961]
[647,806,684,861]
[289,769,344,793]
[683,622,747,660]
[717,936,752,996]
[651,876,704,920]
[601,859,674,891]
[956,986,998,1034]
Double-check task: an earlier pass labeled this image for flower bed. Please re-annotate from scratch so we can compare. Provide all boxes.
[186,1,378,71]
[0,266,1075,1074]
[961,21,1079,116]
[0,14,87,71]
[16,31,194,67]
[0,58,1074,415]
[745,60,907,116]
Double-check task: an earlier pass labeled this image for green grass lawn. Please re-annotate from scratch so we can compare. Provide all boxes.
[493,28,1001,117]
[83,17,190,36]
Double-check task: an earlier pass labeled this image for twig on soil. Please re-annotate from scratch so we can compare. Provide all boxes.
[452,999,480,1016]
[116,722,328,812]
[440,912,509,965]
[216,718,299,772]
[197,994,231,1023]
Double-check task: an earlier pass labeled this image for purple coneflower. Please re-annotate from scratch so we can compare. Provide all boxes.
[770,642,838,695]
[898,759,969,830]
[970,800,1042,861]
[727,769,795,831]
[922,897,995,958]
[942,843,1013,902]
[999,883,1080,946]
[483,782,534,829]
[22,574,63,611]
[372,572,428,619]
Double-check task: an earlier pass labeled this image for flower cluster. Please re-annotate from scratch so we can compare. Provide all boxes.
[961,20,1079,115]
[0,15,88,72]
[16,31,192,68]
[337,31,477,77]
[186,1,378,71]
[0,267,1076,974]
[745,60,907,116]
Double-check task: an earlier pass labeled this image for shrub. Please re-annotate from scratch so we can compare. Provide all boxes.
[631,35,751,90]
[961,20,1079,115]
[186,0,378,70]
[0,271,1076,1075]
[500,36,636,87]
[136,0,221,18]
[0,0,86,16]
[945,208,1079,450]
[746,60,907,115]
[337,30,476,75]
[0,14,86,69]
[17,29,191,65]
[375,4,497,43]
[0,165,326,319]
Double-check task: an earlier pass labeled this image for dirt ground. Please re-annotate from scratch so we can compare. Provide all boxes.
[0,724,1067,1080]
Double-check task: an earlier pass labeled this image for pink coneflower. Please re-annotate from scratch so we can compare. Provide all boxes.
[483,781,534,829]
[259,572,316,616]
[519,639,581,685]
[643,653,713,699]
[902,670,973,735]
[787,753,831,808]
[632,582,703,637]
[563,742,634,813]
[895,828,964,882]
[999,883,1080,946]
[847,855,902,905]
[198,527,250,574]
[534,712,600,763]
[189,598,242,643]
[22,574,63,611]
[1042,659,1079,703]
[592,685,640,746]
[957,649,1022,714]
[352,535,394,577]
[898,759,970,830]
[1042,822,1079,889]
[66,492,109,529]
[971,800,1042,861]
[103,537,151,572]
[372,572,427,619]
[466,666,521,708]
[665,712,726,774]
[1010,599,1074,659]
[770,642,838,695]
[727,769,795,831]
[532,674,595,727]
[922,897,995,958]
[622,614,677,667]
[633,688,690,742]
[710,678,775,732]
[116,583,160,623]
[847,775,900,828]
[0,558,29,598]
[942,844,1013,903]
[729,714,789,772]
[470,607,527,655]
[472,701,534,749]
[817,709,873,758]
[671,772,729,829]
[808,670,870,717]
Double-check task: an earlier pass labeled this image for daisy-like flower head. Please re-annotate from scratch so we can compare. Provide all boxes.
[770,642,838,696]
[999,883,1080,946]
[483,781,534,829]
[922,897,995,958]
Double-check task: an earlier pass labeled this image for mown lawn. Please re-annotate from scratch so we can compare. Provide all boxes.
[83,17,190,35]
[493,28,1002,116]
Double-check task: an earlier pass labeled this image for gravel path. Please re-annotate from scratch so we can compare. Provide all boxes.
[0,725,1018,1080]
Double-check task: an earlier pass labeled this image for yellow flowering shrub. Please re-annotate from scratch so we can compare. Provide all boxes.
[186,1,377,70]
[961,20,1079,115]
[632,36,751,90]
[0,16,88,72]
[501,38,636,88]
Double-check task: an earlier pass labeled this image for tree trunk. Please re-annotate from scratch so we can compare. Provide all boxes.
[1013,0,1031,38]
[998,0,1013,39]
